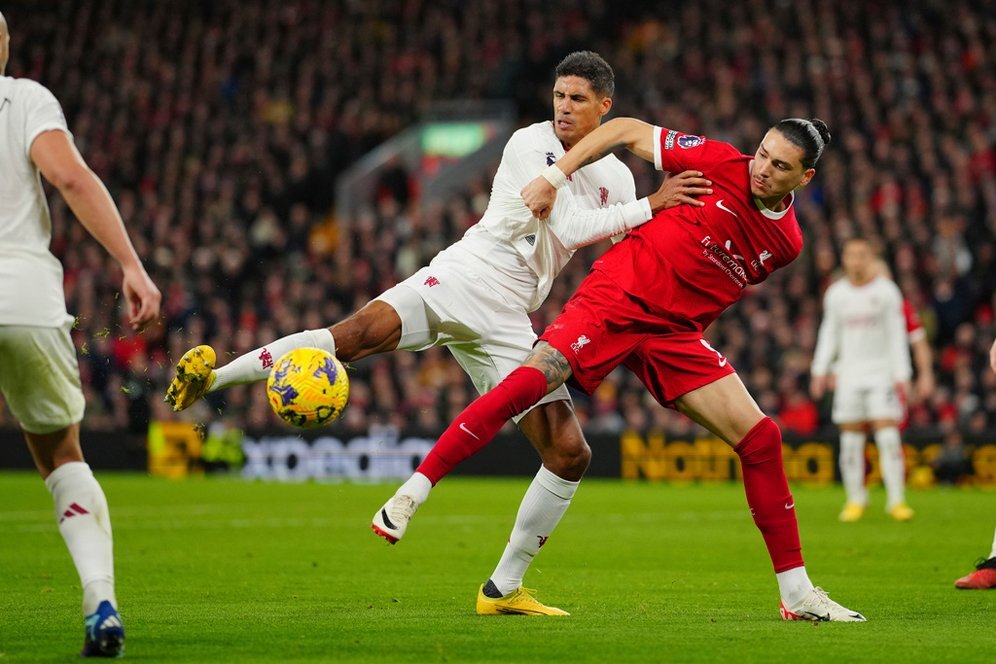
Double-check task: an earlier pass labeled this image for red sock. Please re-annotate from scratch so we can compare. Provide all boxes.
[416,366,548,485]
[735,417,804,573]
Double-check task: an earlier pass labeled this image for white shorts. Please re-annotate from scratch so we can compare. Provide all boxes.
[831,382,903,425]
[374,263,571,423]
[0,319,85,434]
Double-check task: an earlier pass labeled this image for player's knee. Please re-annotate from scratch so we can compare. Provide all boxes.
[734,416,782,464]
[543,436,591,481]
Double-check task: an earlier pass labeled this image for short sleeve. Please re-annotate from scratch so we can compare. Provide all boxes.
[654,126,730,173]
[22,81,71,158]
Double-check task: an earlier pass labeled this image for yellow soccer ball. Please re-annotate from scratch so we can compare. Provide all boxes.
[266,348,349,428]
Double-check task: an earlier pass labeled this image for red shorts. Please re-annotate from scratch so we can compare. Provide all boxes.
[539,271,736,407]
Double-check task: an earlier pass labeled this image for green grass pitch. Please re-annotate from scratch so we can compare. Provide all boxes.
[0,472,993,662]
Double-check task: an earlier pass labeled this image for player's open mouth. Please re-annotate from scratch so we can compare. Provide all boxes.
[556,119,573,130]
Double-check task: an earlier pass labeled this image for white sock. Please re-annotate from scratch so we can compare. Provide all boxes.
[838,431,867,505]
[874,426,905,508]
[44,462,116,615]
[212,328,336,391]
[776,566,815,606]
[489,465,579,596]
[990,527,996,559]
[396,472,432,504]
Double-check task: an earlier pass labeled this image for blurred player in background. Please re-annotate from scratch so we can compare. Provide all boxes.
[376,114,868,622]
[167,51,711,615]
[0,11,161,657]
[810,238,915,522]
[953,339,996,590]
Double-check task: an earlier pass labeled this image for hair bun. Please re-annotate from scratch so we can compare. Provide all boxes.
[810,118,831,146]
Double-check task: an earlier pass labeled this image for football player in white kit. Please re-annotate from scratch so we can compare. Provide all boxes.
[810,237,914,522]
[0,11,161,657]
[167,51,712,614]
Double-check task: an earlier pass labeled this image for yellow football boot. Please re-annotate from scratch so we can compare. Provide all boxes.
[476,585,569,616]
[888,503,915,521]
[838,502,866,522]
[165,345,217,411]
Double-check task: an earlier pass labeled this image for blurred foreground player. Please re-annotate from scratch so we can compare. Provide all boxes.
[378,115,867,621]
[953,340,996,590]
[166,51,710,615]
[0,11,161,657]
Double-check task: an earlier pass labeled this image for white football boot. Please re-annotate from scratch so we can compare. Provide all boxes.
[371,494,420,544]
[780,587,867,622]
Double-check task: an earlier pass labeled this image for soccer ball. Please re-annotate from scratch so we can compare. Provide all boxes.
[266,348,349,428]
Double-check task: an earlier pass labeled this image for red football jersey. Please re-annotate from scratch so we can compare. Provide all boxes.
[590,127,804,331]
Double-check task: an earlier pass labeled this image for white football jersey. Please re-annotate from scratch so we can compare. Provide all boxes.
[0,76,73,326]
[811,275,912,387]
[433,120,650,312]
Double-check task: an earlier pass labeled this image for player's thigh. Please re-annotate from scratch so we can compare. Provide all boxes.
[0,323,85,434]
[364,271,445,356]
[865,383,903,424]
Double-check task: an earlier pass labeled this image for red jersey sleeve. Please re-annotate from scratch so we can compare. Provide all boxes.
[654,126,739,173]
[903,299,926,342]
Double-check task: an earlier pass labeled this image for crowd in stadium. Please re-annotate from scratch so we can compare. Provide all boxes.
[1,0,993,439]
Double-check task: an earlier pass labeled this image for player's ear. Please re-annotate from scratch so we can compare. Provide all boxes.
[599,95,612,117]
[797,167,816,189]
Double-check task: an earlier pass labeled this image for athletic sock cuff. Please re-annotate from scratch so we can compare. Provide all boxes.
[307,328,336,355]
[44,461,92,493]
[534,464,580,500]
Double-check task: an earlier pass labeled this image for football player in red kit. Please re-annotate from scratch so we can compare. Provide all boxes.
[375,116,867,622]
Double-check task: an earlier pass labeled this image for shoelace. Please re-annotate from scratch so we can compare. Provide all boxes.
[387,495,418,522]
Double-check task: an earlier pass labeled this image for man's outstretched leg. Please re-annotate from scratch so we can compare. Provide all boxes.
[165,300,403,411]
[372,365,550,543]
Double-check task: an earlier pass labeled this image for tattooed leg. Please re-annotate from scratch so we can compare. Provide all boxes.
[522,342,574,394]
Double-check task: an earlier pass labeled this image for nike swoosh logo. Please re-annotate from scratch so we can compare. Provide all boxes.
[0,98,10,113]
[719,358,728,367]
[380,508,397,530]
[802,611,830,622]
[785,502,795,510]
[459,422,480,440]
[716,199,738,217]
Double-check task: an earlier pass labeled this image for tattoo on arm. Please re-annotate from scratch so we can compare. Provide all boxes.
[524,343,573,391]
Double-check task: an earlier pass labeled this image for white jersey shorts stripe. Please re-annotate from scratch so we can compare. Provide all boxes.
[0,318,85,434]
[375,259,571,423]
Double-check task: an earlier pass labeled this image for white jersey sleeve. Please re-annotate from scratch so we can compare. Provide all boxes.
[0,76,74,326]
[459,121,643,311]
[502,132,650,250]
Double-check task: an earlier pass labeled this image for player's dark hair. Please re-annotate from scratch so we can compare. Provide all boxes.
[774,118,831,169]
[555,51,615,98]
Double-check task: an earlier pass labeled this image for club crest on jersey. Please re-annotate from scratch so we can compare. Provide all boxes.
[678,135,705,149]
[599,186,609,206]
[545,152,572,181]
[570,335,591,354]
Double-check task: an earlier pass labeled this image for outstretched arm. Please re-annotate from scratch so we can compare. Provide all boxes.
[31,129,161,331]
[523,118,657,219]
